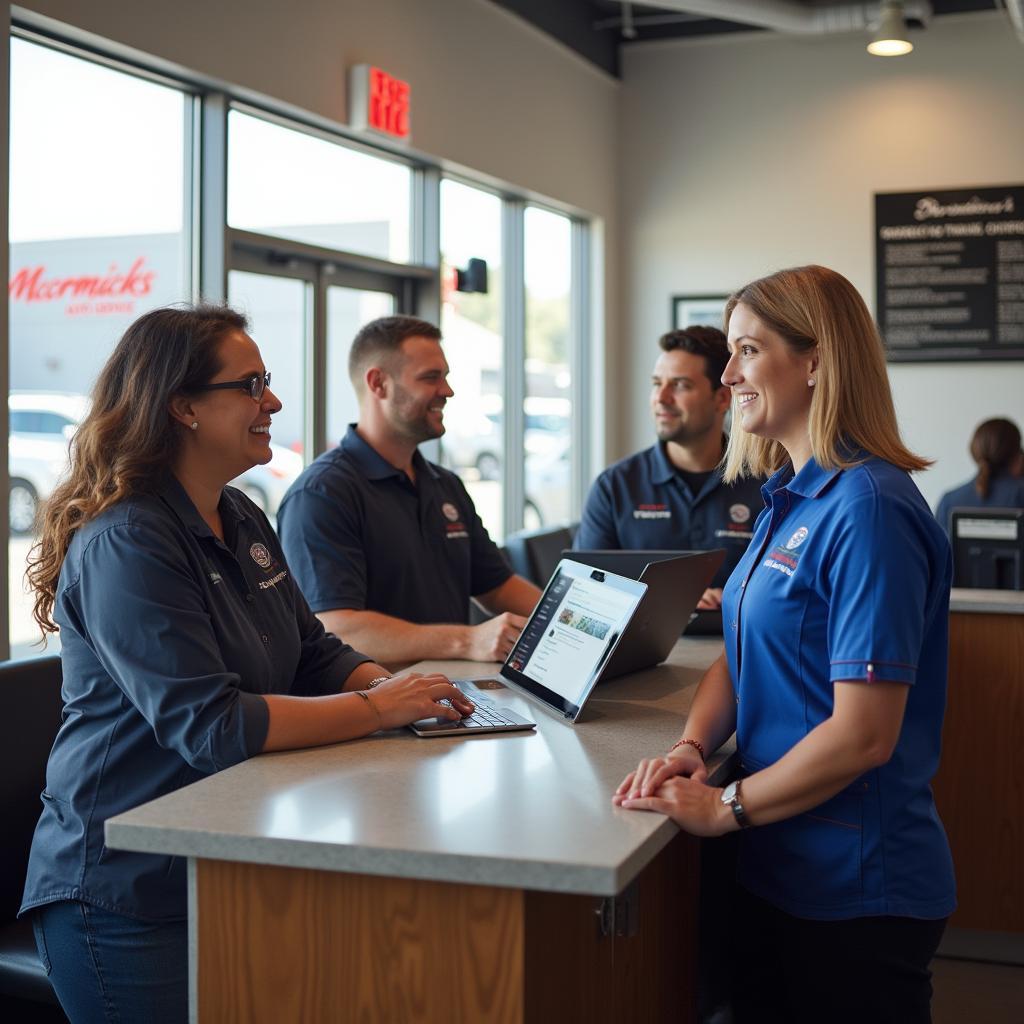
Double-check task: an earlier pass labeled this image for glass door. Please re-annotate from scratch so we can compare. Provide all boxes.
[227,267,313,522]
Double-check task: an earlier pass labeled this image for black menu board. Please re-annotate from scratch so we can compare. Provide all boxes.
[875,185,1024,362]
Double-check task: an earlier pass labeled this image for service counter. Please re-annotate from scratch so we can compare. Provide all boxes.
[934,588,1024,945]
[106,638,728,1023]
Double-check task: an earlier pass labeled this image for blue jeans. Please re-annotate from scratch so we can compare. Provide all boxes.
[31,900,188,1024]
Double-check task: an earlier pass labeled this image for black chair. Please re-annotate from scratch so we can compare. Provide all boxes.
[504,524,577,587]
[0,655,64,1009]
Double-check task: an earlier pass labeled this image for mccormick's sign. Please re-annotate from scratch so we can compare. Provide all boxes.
[9,257,156,309]
[349,65,411,142]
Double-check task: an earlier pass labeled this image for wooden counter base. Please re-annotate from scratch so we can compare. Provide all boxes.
[194,832,699,1023]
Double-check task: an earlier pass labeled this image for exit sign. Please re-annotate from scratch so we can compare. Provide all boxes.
[349,65,411,142]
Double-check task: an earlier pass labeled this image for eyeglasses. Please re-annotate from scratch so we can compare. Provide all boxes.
[194,371,272,402]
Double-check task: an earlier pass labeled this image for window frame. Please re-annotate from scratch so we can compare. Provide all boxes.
[3,20,597,658]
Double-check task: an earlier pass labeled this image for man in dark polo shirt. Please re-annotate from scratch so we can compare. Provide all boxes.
[277,315,541,667]
[574,326,763,610]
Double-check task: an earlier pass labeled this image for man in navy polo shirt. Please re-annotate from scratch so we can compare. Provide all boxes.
[574,326,763,608]
[277,315,541,668]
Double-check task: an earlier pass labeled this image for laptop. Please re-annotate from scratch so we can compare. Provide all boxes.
[563,549,726,676]
[409,558,648,734]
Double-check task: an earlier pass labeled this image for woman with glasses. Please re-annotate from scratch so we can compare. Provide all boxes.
[615,267,955,1023]
[20,304,473,1023]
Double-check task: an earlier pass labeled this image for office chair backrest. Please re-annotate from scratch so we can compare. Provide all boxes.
[504,525,577,587]
[0,656,63,921]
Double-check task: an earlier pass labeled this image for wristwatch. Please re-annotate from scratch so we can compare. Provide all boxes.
[720,780,752,829]
[366,675,391,689]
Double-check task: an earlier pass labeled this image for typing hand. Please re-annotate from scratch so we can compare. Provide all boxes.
[697,587,723,611]
[369,673,474,728]
[465,612,527,662]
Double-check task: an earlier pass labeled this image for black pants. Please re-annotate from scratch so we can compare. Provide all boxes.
[731,886,947,1024]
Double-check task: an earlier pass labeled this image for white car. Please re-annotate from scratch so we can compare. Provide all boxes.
[9,392,90,535]
[7,391,303,534]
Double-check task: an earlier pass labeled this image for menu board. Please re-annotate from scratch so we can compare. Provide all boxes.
[875,185,1024,362]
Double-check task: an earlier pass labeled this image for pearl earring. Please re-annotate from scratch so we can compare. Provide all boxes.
[807,378,816,388]
[190,421,199,430]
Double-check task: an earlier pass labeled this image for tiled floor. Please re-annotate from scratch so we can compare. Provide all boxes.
[932,956,1024,1023]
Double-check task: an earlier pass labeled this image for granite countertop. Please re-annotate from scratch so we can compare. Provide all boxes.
[106,638,727,897]
[950,588,1024,615]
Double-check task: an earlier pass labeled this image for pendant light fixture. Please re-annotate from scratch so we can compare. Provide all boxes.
[868,0,914,56]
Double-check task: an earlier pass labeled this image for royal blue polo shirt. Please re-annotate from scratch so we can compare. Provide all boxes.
[934,472,1024,538]
[277,425,512,624]
[721,454,956,921]
[21,477,370,922]
[574,443,764,587]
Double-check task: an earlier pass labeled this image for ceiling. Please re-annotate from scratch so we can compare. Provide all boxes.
[488,0,1002,76]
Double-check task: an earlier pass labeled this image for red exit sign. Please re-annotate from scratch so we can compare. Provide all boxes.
[349,65,411,142]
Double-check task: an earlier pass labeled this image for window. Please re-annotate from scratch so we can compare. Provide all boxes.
[8,37,193,657]
[439,180,504,539]
[523,207,573,530]
[227,110,413,263]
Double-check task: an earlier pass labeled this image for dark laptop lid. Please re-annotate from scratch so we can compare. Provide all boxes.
[563,549,726,677]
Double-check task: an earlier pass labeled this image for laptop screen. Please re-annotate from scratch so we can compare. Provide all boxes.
[500,558,647,720]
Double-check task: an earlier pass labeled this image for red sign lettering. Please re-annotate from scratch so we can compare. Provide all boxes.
[367,67,410,139]
[8,257,157,304]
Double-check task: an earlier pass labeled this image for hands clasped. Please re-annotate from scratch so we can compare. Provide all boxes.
[613,747,729,838]
[369,672,474,729]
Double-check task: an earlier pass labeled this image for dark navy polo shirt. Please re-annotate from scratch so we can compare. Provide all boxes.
[277,425,512,624]
[21,477,370,922]
[574,443,764,587]
[721,455,956,921]
[934,472,1024,538]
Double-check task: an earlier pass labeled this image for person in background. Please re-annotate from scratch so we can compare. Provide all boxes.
[20,305,472,1023]
[615,266,955,1024]
[935,417,1024,537]
[277,315,541,669]
[573,327,763,610]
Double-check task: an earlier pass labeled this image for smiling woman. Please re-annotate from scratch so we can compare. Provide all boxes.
[19,303,472,1024]
[617,266,954,1023]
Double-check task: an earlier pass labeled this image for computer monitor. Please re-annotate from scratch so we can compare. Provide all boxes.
[951,508,1024,590]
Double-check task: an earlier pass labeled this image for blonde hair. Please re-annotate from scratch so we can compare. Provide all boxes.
[721,265,929,482]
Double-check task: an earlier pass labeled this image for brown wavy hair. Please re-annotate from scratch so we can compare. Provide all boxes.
[27,304,249,635]
[970,418,1021,498]
[722,265,930,482]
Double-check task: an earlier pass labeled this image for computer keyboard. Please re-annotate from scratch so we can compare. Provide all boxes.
[436,697,521,729]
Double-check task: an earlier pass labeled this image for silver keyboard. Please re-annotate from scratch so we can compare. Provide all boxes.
[436,696,521,729]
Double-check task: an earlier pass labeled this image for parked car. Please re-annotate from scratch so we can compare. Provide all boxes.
[9,392,90,535]
[7,391,303,534]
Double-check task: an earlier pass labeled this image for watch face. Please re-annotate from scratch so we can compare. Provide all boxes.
[721,781,737,805]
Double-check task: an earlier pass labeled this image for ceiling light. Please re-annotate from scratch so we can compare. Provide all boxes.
[868,1,913,56]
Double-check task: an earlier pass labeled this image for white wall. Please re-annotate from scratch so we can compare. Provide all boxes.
[620,12,1024,509]
[12,0,623,463]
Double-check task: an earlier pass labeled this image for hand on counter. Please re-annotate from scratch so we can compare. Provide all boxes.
[370,672,474,728]
[613,747,735,837]
[612,745,707,801]
[617,776,734,838]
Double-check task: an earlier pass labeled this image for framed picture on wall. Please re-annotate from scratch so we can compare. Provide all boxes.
[671,293,729,331]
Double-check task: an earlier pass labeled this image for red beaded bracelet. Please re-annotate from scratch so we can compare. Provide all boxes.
[668,737,705,762]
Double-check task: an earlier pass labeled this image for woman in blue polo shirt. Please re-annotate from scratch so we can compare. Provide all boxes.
[615,266,955,1023]
[21,305,472,1023]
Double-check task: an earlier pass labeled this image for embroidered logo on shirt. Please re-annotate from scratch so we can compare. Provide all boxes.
[441,502,461,522]
[207,570,223,585]
[633,504,672,520]
[249,542,274,570]
[785,526,809,550]
[763,526,810,577]
[730,503,751,524]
